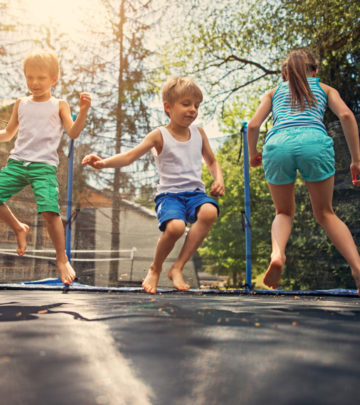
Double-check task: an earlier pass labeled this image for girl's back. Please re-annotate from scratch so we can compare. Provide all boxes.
[268,77,327,140]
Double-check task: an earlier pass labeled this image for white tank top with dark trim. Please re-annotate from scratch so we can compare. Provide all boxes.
[153,125,205,195]
[10,96,63,167]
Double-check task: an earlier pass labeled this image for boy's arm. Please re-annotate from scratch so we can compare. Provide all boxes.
[321,83,360,186]
[60,92,91,139]
[0,99,20,142]
[82,129,162,169]
[247,89,274,167]
[199,127,225,197]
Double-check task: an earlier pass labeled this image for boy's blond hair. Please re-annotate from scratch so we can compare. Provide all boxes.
[23,48,59,79]
[162,77,203,106]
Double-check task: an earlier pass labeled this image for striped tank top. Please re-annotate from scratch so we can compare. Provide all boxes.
[266,77,328,142]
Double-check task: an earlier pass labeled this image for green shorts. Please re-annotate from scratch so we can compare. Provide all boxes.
[263,127,335,185]
[0,159,60,214]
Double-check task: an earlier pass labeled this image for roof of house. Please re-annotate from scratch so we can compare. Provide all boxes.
[78,186,156,218]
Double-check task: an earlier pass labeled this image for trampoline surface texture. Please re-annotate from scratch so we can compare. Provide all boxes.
[0,290,359,405]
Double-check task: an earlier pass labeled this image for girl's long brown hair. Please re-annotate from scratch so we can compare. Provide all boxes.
[282,49,318,111]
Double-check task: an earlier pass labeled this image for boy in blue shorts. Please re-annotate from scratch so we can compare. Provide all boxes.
[82,76,224,293]
[0,48,91,285]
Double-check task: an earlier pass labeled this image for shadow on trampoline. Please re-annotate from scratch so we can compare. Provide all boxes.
[0,302,102,322]
[0,301,159,323]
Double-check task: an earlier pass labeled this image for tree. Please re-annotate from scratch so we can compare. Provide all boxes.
[160,0,360,116]
[76,0,157,284]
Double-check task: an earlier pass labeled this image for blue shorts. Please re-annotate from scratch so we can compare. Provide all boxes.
[263,127,335,185]
[154,191,219,231]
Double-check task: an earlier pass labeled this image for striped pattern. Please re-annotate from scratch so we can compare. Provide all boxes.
[266,77,328,141]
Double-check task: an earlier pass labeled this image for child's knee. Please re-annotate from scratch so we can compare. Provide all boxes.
[164,219,186,239]
[275,207,295,219]
[197,203,218,224]
[312,207,334,226]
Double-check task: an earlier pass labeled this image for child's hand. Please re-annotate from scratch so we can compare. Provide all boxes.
[82,154,105,169]
[79,92,91,112]
[351,162,360,186]
[250,151,262,167]
[210,180,225,197]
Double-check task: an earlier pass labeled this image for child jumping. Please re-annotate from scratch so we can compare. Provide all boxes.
[82,76,224,293]
[247,49,360,293]
[0,48,91,285]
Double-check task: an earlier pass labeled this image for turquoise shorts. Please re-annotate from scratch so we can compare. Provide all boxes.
[263,127,335,185]
[0,159,60,213]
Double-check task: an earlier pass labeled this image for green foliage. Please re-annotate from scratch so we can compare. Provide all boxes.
[199,101,274,287]
[274,0,360,115]
[161,0,360,116]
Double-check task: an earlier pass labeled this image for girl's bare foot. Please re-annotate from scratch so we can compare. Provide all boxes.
[16,223,30,256]
[58,261,76,285]
[263,254,285,289]
[142,266,161,294]
[168,267,190,291]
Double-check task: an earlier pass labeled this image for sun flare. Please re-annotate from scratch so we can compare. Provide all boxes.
[20,0,106,41]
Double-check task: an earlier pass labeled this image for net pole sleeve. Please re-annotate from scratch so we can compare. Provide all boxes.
[65,113,77,263]
[242,122,252,289]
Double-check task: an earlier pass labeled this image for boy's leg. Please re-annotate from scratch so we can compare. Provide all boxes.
[29,163,74,284]
[264,182,295,289]
[306,177,360,294]
[0,160,30,255]
[168,203,218,290]
[41,211,76,285]
[142,219,186,294]
[0,204,29,256]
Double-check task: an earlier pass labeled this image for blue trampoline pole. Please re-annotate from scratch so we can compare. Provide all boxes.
[65,113,77,263]
[242,122,252,290]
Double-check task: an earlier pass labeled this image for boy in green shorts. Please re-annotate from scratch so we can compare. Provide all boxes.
[0,48,91,285]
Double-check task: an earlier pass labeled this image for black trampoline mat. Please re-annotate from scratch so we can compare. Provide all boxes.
[1,290,359,405]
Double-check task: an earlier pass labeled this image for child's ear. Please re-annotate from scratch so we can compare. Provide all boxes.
[52,75,59,86]
[164,101,171,115]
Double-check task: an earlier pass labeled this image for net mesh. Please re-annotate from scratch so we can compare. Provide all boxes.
[0,103,359,291]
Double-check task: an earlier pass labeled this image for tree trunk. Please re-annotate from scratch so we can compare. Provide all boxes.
[109,0,125,285]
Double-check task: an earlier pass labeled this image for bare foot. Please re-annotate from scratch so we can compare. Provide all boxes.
[168,267,190,291]
[58,261,76,285]
[142,266,161,294]
[15,223,30,256]
[263,255,285,289]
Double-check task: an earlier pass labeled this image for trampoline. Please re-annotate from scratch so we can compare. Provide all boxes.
[1,289,360,405]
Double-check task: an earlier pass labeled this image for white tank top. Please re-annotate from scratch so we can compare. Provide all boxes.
[10,96,63,167]
[153,125,205,194]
